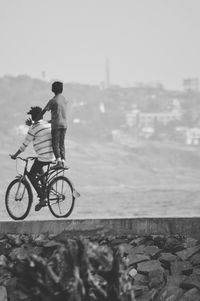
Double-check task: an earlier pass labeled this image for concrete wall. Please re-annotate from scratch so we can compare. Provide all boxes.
[0,217,200,238]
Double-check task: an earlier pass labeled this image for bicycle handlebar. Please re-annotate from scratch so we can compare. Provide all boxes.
[12,156,36,162]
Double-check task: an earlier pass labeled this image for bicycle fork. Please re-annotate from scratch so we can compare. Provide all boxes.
[15,176,26,201]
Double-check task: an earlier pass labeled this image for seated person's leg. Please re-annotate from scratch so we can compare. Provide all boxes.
[28,159,42,197]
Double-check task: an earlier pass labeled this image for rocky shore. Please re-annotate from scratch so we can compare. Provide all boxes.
[0,231,199,300]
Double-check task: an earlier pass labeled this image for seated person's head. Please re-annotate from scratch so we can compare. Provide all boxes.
[52,81,63,94]
[27,106,43,122]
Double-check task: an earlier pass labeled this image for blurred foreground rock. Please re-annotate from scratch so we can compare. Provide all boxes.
[0,232,199,300]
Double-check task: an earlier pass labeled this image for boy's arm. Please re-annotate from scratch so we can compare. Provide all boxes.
[35,107,47,122]
[35,100,51,121]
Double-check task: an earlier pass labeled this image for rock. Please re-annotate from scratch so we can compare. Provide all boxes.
[167,275,187,287]
[157,285,184,301]
[159,252,178,270]
[184,238,198,248]
[130,237,148,246]
[34,234,49,246]
[143,245,161,259]
[171,260,193,275]
[176,246,200,261]
[9,246,31,261]
[132,285,149,297]
[193,268,200,276]
[130,245,145,255]
[5,278,17,301]
[164,236,184,252]
[6,235,22,247]
[0,235,6,242]
[189,253,200,266]
[159,252,177,264]
[128,254,150,266]
[0,286,7,301]
[152,235,167,249]
[128,268,137,279]
[118,243,133,256]
[0,256,7,268]
[110,237,128,245]
[178,288,200,301]
[180,274,200,291]
[43,240,61,248]
[148,268,165,288]
[133,273,149,286]
[0,243,11,257]
[137,260,162,275]
[136,288,158,301]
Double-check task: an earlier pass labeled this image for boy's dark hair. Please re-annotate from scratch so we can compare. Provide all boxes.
[52,81,63,94]
[27,106,43,121]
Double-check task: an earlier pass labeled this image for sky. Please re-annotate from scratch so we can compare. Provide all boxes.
[0,0,200,90]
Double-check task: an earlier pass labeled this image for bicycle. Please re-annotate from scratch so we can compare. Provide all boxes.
[5,156,75,220]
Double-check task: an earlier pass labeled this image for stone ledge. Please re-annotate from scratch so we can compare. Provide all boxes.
[0,217,200,237]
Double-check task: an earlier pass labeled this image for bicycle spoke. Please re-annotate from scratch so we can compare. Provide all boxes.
[5,179,32,220]
[48,176,75,218]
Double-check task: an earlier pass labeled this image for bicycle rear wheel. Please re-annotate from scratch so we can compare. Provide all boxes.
[48,176,75,218]
[5,178,33,220]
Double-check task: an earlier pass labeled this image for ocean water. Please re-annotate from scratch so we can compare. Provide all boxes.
[1,140,200,221]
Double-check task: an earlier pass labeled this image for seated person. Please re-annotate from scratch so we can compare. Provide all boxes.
[11,106,55,211]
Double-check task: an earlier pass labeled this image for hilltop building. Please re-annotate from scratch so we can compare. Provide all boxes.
[126,100,182,128]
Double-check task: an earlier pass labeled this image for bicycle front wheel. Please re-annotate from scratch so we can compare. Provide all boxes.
[5,178,33,220]
[48,176,75,218]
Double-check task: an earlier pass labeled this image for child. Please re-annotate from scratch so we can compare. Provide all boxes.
[39,81,68,168]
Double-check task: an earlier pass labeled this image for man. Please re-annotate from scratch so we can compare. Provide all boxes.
[11,106,55,211]
[38,81,68,168]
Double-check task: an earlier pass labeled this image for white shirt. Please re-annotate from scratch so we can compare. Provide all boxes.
[19,120,54,162]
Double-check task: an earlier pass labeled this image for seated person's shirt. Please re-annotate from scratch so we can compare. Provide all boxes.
[19,120,54,162]
[44,94,68,129]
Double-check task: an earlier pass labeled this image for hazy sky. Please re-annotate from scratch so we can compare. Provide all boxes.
[0,0,200,89]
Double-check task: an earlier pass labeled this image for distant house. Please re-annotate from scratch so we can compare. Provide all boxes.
[126,110,182,128]
[186,128,200,145]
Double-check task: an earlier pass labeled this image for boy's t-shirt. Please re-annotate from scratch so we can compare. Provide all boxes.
[45,94,68,129]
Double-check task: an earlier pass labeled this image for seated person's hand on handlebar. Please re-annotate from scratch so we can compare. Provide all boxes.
[10,154,17,160]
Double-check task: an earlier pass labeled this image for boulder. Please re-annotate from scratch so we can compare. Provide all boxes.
[128,254,150,266]
[148,268,165,288]
[176,246,200,261]
[0,286,7,301]
[184,238,198,248]
[143,245,161,259]
[137,260,162,275]
[133,273,149,286]
[157,286,184,301]
[178,288,200,301]
[180,273,200,291]
[136,288,158,301]
[171,260,193,275]
[164,236,184,252]
[159,252,177,268]
[167,275,187,287]
[132,285,149,297]
[118,243,133,256]
[128,268,137,279]
[189,253,200,266]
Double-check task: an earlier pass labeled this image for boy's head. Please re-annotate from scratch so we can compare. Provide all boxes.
[27,106,42,122]
[52,81,63,94]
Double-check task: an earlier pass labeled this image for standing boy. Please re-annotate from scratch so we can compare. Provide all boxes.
[39,81,68,168]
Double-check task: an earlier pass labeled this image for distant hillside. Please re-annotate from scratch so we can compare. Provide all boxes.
[2,74,200,146]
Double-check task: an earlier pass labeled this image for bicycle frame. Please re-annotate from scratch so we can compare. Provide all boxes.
[15,157,34,182]
[15,156,67,193]
[7,156,75,219]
